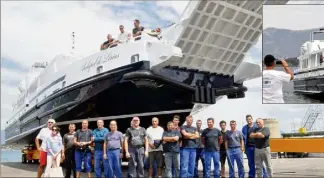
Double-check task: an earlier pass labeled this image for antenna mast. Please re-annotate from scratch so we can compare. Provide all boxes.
[71,32,75,55]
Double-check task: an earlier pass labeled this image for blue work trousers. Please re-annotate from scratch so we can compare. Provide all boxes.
[194,148,205,178]
[204,151,220,178]
[75,150,92,173]
[227,148,245,178]
[180,148,196,178]
[94,150,111,178]
[246,146,268,178]
[107,149,122,178]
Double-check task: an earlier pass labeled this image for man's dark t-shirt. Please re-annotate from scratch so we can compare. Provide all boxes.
[181,125,197,148]
[74,129,93,150]
[247,126,255,146]
[219,130,227,151]
[202,128,222,152]
[132,26,144,36]
[196,129,204,148]
[162,130,181,153]
[125,127,147,148]
[63,132,76,150]
[253,127,270,149]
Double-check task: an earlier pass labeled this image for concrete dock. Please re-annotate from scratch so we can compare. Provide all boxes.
[1,158,324,177]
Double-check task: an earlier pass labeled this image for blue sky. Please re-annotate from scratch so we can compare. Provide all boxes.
[1,1,323,136]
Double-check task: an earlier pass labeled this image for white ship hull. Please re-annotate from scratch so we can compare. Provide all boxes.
[5,0,285,144]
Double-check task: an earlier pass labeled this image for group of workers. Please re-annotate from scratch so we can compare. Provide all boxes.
[35,114,273,178]
[100,19,161,51]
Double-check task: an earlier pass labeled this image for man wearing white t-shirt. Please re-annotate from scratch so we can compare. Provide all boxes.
[262,54,294,103]
[146,117,164,178]
[35,117,60,178]
[116,25,131,44]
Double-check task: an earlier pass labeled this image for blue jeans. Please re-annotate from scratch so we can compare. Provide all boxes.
[204,151,220,178]
[94,150,111,178]
[227,148,245,178]
[75,150,92,173]
[107,149,122,178]
[246,146,268,178]
[165,152,180,178]
[180,148,196,178]
[194,148,205,178]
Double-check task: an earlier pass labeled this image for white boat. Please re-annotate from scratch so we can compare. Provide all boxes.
[293,28,324,97]
[5,0,286,144]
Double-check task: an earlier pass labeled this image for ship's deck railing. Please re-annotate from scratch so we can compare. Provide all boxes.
[101,31,162,51]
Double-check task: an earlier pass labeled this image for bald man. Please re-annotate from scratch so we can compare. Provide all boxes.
[74,120,93,178]
[92,120,109,178]
[146,117,164,178]
[250,119,273,178]
[104,120,124,178]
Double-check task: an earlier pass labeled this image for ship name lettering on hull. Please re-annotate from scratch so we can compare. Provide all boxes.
[81,52,120,72]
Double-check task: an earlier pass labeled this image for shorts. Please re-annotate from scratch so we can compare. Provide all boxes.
[220,151,227,165]
[40,150,47,166]
[149,151,163,168]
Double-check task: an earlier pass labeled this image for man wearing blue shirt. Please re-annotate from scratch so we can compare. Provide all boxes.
[92,120,110,178]
[225,120,245,178]
[242,115,267,178]
[180,115,199,177]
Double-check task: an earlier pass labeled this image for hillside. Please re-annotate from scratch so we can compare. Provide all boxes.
[263,27,324,59]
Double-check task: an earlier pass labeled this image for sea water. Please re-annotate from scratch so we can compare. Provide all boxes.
[1,150,21,162]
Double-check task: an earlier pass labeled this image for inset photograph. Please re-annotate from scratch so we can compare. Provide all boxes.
[262,4,324,104]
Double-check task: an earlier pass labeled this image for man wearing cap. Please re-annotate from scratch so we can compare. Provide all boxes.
[117,25,131,44]
[124,117,149,178]
[262,54,294,103]
[132,19,144,40]
[35,116,60,178]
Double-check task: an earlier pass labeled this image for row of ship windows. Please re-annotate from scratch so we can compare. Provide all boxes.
[12,66,105,122]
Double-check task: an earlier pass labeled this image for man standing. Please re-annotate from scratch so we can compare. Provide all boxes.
[262,55,294,103]
[63,124,77,178]
[180,115,199,177]
[124,117,149,178]
[242,115,267,178]
[173,115,181,131]
[117,25,131,44]
[104,120,124,178]
[74,120,93,178]
[92,120,110,178]
[201,118,222,178]
[146,117,164,178]
[219,120,228,178]
[132,19,144,39]
[163,121,181,178]
[250,119,273,178]
[225,120,245,178]
[194,120,205,178]
[35,117,60,178]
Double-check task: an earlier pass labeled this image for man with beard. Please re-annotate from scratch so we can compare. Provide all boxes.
[63,124,77,178]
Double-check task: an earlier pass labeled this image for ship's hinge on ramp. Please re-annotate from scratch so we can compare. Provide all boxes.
[192,85,247,104]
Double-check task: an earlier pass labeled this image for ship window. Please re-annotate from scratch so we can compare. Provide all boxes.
[62,81,66,88]
[97,66,103,74]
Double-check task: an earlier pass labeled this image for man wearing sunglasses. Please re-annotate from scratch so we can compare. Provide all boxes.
[35,116,59,178]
